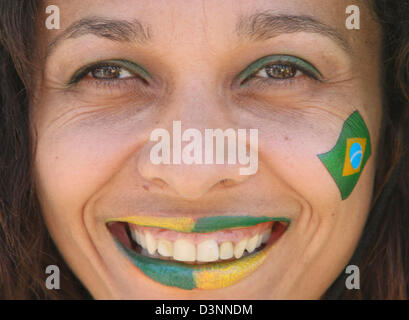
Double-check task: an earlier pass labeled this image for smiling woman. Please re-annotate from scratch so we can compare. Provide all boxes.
[0,0,408,299]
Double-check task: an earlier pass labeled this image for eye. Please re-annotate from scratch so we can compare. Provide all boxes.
[238,55,322,87]
[68,59,151,86]
[89,65,134,80]
[255,63,301,80]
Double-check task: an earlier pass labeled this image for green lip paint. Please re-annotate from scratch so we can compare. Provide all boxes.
[106,215,290,233]
[115,238,272,290]
[318,110,371,200]
[115,239,196,289]
[110,216,290,289]
[192,216,290,232]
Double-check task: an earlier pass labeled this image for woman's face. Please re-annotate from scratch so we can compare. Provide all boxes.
[32,0,382,299]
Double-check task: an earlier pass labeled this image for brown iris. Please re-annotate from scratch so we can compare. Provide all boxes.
[91,65,122,79]
[264,64,297,79]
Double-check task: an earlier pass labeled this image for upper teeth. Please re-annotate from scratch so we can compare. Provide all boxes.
[130,227,272,262]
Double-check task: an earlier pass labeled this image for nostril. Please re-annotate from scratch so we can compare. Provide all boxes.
[151,177,168,189]
[219,179,235,187]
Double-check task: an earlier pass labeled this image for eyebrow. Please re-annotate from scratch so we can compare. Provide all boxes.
[236,12,352,54]
[46,16,151,57]
[46,12,351,58]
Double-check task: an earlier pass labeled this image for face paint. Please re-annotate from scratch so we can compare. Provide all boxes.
[318,111,371,200]
[114,236,272,290]
[109,216,289,289]
[106,215,291,232]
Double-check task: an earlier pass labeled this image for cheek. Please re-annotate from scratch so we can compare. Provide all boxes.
[32,95,160,216]
[258,113,337,202]
[34,122,142,225]
[257,110,375,225]
[256,110,376,290]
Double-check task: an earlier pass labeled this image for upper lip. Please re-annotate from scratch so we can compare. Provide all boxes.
[106,214,291,232]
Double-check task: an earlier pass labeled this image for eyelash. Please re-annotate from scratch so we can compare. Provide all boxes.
[244,68,316,92]
[69,56,322,90]
[239,56,322,89]
[68,61,149,89]
[244,67,305,88]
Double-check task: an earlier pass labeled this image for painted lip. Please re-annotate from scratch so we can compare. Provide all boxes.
[106,215,291,232]
[107,215,290,290]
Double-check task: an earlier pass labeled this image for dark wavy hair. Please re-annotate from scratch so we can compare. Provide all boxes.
[0,0,408,299]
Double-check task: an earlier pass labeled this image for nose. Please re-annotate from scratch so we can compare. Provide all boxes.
[137,143,250,199]
[136,84,254,200]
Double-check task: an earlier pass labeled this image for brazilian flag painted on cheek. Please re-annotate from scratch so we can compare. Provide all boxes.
[318,111,372,200]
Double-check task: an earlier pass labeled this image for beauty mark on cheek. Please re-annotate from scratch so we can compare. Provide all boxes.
[317,110,372,200]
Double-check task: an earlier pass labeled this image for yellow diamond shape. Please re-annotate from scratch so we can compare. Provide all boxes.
[342,138,367,177]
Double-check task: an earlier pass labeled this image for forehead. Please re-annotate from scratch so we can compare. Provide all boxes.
[40,0,378,56]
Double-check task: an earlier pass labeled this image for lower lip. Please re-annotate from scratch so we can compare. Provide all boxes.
[113,222,287,290]
[115,239,272,290]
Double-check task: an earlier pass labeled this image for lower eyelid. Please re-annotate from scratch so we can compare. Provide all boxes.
[73,77,147,92]
[240,72,315,91]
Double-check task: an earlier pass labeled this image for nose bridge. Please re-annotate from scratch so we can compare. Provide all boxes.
[136,78,252,200]
[170,64,223,127]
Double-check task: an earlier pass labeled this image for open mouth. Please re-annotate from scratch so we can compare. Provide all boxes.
[107,216,290,290]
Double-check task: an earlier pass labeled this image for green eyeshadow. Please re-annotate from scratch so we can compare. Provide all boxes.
[237,54,322,85]
[68,59,151,85]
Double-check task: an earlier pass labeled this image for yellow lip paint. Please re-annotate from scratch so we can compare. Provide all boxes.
[107,215,290,232]
[115,239,272,290]
[193,247,270,289]
[107,216,195,232]
[110,215,288,289]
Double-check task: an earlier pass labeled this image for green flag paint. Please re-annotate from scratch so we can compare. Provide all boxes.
[318,111,371,200]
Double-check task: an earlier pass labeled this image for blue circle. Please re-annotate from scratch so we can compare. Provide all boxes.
[349,142,363,169]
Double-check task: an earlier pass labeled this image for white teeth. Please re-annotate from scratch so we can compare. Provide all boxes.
[219,241,234,260]
[197,240,219,262]
[173,239,196,262]
[157,239,173,257]
[135,231,141,244]
[130,228,138,243]
[139,231,147,249]
[256,234,262,247]
[261,229,271,244]
[145,231,157,255]
[130,226,273,262]
[246,234,259,253]
[234,237,248,259]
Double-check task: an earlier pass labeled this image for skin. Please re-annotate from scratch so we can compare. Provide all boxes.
[32,0,382,299]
